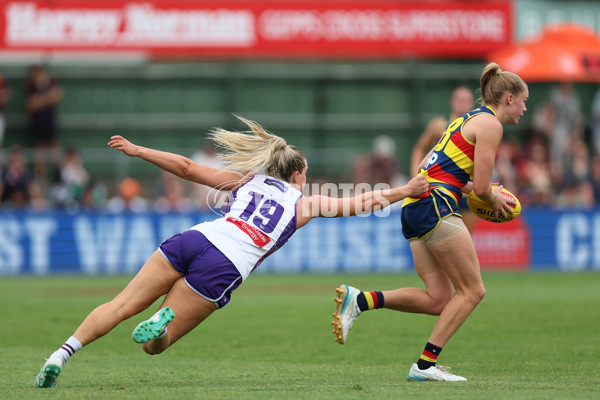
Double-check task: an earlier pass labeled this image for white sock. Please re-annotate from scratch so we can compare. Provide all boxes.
[55,336,83,363]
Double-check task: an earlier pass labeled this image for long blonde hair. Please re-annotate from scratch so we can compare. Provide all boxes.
[209,115,306,182]
[478,62,527,107]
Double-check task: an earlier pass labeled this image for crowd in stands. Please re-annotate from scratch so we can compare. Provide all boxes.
[1,67,600,211]
[505,82,600,208]
[0,142,225,212]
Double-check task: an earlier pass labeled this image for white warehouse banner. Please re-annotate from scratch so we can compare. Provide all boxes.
[0,209,598,275]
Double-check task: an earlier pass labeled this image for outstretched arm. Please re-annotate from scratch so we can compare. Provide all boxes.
[296,175,428,228]
[108,135,243,190]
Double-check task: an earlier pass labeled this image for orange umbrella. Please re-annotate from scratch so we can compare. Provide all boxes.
[487,23,600,82]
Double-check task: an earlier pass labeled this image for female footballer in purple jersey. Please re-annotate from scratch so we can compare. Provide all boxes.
[333,63,528,382]
[35,116,428,388]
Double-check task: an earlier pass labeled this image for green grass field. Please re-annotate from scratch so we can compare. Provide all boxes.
[1,272,599,399]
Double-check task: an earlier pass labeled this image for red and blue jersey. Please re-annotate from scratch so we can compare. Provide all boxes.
[404,106,496,206]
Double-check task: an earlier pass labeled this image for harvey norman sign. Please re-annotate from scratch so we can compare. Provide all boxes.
[0,1,512,58]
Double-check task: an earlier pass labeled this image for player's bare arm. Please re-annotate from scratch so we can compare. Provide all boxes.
[296,175,428,228]
[108,135,243,191]
[468,116,513,217]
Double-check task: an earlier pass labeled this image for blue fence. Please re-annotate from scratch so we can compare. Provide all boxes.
[0,208,598,275]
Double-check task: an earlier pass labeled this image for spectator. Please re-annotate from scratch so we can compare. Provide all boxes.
[154,171,193,213]
[493,140,519,194]
[531,101,554,142]
[79,180,107,211]
[50,144,90,207]
[517,136,554,206]
[555,181,594,209]
[566,139,592,186]
[353,135,404,188]
[29,178,48,211]
[106,177,148,213]
[0,71,12,149]
[26,64,64,178]
[545,82,583,169]
[0,145,33,208]
[556,138,594,209]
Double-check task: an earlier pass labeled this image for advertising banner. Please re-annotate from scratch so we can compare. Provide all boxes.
[472,218,530,270]
[1,208,599,276]
[0,210,412,275]
[0,0,513,59]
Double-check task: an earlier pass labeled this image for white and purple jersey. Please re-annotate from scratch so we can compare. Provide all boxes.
[191,175,302,281]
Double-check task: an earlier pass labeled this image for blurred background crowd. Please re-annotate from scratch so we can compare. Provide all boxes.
[0,63,226,212]
[1,63,600,212]
[1,0,600,214]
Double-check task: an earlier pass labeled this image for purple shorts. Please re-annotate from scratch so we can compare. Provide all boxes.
[158,230,242,309]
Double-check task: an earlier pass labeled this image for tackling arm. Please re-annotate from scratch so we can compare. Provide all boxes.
[296,175,428,228]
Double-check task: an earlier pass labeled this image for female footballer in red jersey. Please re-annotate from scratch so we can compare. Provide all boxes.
[333,63,528,381]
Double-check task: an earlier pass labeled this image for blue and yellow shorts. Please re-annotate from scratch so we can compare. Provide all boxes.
[401,187,463,241]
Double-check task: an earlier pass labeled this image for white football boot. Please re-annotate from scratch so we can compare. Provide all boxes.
[407,363,467,382]
[35,353,66,388]
[331,284,361,344]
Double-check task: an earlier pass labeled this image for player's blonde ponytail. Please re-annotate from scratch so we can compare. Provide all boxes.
[479,62,527,107]
[209,115,306,182]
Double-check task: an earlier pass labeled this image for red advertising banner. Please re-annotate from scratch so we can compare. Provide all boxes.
[472,218,530,270]
[0,0,513,59]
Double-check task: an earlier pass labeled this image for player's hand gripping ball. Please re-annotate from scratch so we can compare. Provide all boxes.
[467,186,521,223]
